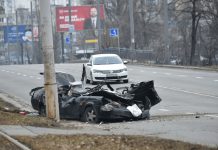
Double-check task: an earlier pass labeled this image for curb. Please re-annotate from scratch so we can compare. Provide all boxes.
[0,130,31,150]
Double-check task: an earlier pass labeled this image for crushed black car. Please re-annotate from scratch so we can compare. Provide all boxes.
[30,72,161,123]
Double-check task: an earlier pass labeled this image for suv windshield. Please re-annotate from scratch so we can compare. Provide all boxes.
[93,56,122,65]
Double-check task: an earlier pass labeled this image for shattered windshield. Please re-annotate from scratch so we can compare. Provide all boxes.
[55,72,75,86]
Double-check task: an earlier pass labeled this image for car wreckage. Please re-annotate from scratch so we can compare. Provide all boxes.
[30,72,161,123]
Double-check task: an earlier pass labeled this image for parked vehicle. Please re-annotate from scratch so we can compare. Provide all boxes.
[30,72,161,123]
[85,54,129,84]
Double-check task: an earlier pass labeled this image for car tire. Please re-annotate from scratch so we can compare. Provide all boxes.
[90,72,96,85]
[39,104,46,116]
[81,106,99,123]
[86,79,90,84]
[123,79,129,83]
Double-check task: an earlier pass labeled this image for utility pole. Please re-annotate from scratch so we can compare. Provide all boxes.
[128,0,135,60]
[30,1,34,58]
[163,0,169,63]
[39,0,60,121]
[68,0,73,55]
[96,0,101,51]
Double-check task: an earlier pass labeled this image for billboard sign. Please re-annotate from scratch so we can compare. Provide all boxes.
[56,5,105,32]
[4,25,33,43]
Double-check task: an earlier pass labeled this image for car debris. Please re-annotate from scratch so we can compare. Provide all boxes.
[30,72,161,123]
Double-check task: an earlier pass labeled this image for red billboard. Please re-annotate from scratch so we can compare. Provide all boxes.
[56,5,105,32]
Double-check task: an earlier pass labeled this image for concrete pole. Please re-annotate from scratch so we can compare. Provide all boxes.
[128,0,135,60]
[163,0,169,63]
[30,1,34,60]
[68,0,73,54]
[97,0,102,51]
[39,0,60,121]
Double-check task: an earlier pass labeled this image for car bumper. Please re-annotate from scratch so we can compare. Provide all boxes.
[99,107,150,121]
[92,72,128,82]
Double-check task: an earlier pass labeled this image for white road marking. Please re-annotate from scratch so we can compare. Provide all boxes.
[214,80,218,82]
[205,115,218,118]
[37,77,41,80]
[17,73,21,75]
[23,75,27,77]
[177,75,187,77]
[152,72,157,74]
[195,77,203,79]
[157,85,218,99]
[140,70,144,72]
[159,109,170,112]
[29,76,34,78]
[164,73,171,75]
[185,112,195,115]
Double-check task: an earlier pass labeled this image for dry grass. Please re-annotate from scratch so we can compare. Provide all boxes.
[17,135,218,150]
[0,98,58,127]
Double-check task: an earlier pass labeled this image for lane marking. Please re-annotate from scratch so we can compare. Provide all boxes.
[177,75,187,77]
[159,109,170,112]
[152,72,157,74]
[157,85,218,99]
[164,73,171,75]
[195,77,203,79]
[205,114,218,118]
[214,80,218,82]
[185,112,195,115]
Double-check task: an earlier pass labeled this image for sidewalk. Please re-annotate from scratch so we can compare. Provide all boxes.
[1,114,218,148]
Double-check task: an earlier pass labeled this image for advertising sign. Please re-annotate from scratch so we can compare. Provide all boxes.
[4,25,33,43]
[56,5,105,32]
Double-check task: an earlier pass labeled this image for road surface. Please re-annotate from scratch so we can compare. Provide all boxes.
[0,63,218,147]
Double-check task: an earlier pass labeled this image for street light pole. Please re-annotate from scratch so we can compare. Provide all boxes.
[96,0,102,51]
[68,0,73,55]
[39,0,60,121]
[128,0,135,60]
[30,1,35,59]
[163,0,169,63]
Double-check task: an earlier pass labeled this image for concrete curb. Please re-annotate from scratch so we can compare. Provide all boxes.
[0,130,31,150]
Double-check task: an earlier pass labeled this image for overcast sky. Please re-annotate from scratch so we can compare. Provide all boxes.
[15,0,32,9]
[15,0,67,9]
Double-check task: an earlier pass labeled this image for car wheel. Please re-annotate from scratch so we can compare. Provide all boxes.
[81,106,99,123]
[90,72,96,85]
[39,104,46,116]
[86,79,90,83]
[123,79,128,83]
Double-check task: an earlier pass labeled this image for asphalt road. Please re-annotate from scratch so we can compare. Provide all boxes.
[0,63,218,147]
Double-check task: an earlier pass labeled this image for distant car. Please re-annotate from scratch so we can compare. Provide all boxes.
[85,54,128,84]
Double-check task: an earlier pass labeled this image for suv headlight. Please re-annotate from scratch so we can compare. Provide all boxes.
[93,69,102,73]
[123,68,127,71]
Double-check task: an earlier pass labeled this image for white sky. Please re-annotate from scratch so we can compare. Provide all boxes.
[15,0,32,9]
[15,0,67,9]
